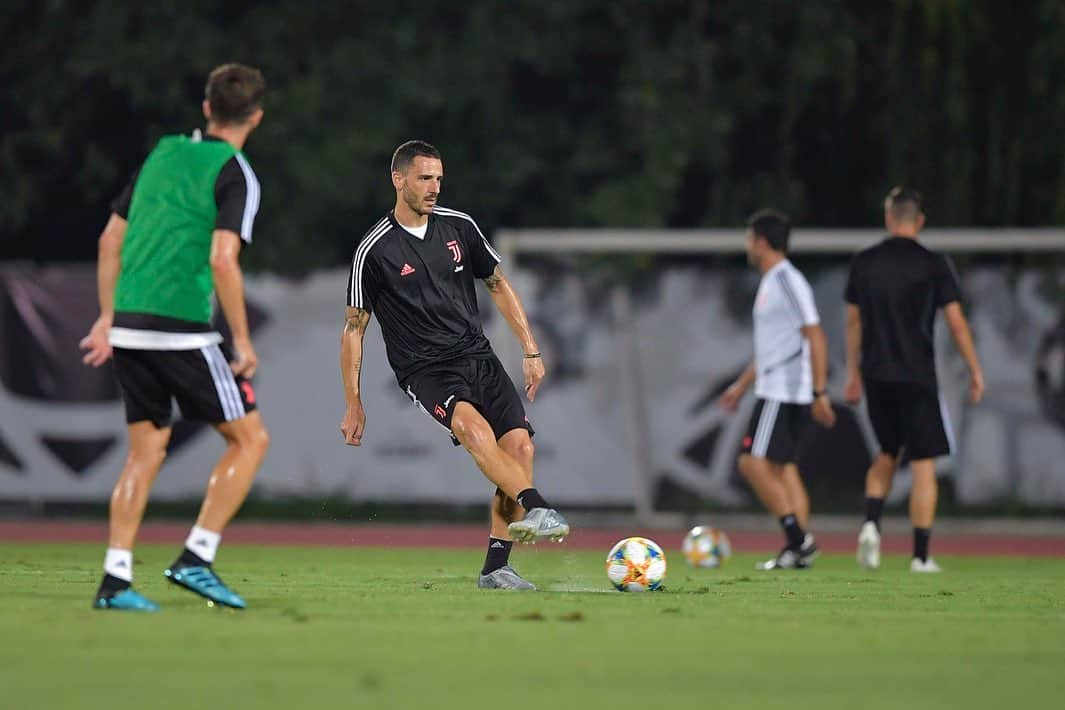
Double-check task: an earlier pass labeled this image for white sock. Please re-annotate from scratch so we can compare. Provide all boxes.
[104,548,133,582]
[185,525,221,564]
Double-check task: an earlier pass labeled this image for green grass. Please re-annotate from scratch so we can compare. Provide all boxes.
[1,543,1063,710]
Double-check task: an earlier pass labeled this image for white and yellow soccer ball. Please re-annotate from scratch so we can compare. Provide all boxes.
[606,537,667,592]
[681,526,732,568]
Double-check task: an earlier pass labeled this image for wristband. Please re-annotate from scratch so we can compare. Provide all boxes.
[813,389,826,398]
[523,352,542,359]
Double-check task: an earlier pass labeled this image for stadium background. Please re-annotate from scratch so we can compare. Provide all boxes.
[2,1,1064,517]
[3,5,1065,710]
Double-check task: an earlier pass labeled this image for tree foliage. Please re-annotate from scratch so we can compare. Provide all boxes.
[2,0,1063,272]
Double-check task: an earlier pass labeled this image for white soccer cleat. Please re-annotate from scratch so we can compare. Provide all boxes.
[478,565,537,590]
[755,547,807,570]
[507,508,570,544]
[910,557,942,573]
[857,521,881,569]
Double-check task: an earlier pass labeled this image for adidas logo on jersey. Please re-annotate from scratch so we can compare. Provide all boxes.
[400,263,416,276]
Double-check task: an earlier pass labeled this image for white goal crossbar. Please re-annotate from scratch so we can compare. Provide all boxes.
[496,228,1065,260]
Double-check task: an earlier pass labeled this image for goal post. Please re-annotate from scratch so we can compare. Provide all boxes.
[492,228,1065,525]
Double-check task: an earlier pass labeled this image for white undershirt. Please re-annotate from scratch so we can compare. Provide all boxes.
[401,223,428,239]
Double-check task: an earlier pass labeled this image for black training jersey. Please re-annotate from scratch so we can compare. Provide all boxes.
[346,206,501,384]
[844,236,961,387]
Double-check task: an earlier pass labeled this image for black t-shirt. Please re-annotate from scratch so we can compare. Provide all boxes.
[110,135,257,241]
[347,206,501,384]
[844,236,962,387]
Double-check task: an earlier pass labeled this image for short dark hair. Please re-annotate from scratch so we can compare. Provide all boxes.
[205,63,265,125]
[747,209,792,253]
[391,140,442,174]
[884,186,923,223]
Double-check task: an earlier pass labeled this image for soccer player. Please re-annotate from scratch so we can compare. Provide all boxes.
[719,210,836,570]
[845,187,984,572]
[340,140,569,590]
[79,64,270,610]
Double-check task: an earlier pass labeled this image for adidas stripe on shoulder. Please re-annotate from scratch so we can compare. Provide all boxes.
[347,216,392,308]
[433,206,501,262]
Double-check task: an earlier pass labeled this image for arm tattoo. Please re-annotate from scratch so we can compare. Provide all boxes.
[344,308,370,335]
[483,270,505,293]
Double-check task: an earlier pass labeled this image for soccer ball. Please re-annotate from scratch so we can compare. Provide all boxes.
[606,537,667,592]
[681,526,731,568]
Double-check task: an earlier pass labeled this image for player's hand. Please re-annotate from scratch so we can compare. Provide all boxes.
[969,369,985,404]
[79,316,113,367]
[229,337,258,379]
[523,354,545,402]
[812,394,837,428]
[340,401,366,446]
[844,376,863,404]
[718,382,745,412]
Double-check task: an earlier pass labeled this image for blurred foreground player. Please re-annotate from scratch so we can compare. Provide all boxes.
[339,140,569,590]
[80,64,270,609]
[720,210,836,570]
[845,187,984,572]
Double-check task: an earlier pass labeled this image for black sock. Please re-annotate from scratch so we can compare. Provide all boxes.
[864,497,885,531]
[175,548,210,568]
[516,488,550,511]
[481,537,513,575]
[913,528,932,562]
[96,573,131,598]
[779,514,806,549]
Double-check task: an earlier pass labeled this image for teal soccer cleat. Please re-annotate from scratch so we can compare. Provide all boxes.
[164,565,247,609]
[93,588,160,612]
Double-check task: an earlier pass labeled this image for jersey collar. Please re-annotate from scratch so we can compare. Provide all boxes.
[388,211,435,241]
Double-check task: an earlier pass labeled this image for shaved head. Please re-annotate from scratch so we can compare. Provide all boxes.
[884,186,923,225]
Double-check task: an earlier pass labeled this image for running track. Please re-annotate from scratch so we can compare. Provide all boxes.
[0,521,1062,557]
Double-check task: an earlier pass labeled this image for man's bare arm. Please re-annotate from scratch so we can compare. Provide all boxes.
[719,362,756,411]
[943,301,985,403]
[802,323,836,426]
[341,307,371,403]
[210,229,258,377]
[340,306,372,445]
[802,324,830,395]
[96,213,126,317]
[844,304,863,403]
[483,266,544,401]
[80,213,127,367]
[483,267,537,353]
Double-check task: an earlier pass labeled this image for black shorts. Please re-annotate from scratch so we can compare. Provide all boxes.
[864,379,951,460]
[402,356,534,446]
[113,343,257,428]
[740,398,810,465]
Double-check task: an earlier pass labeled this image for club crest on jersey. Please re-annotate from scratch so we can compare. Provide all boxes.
[446,240,462,263]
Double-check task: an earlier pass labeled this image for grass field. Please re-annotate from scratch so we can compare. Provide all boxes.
[2,542,1063,710]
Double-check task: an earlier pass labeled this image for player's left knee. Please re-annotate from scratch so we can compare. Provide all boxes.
[505,437,535,467]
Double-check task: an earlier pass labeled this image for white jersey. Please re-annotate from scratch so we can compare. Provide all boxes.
[753,260,820,404]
